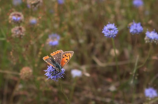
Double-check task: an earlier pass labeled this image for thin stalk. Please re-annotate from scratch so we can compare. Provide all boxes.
[137,44,152,69]
[70,78,77,101]
[111,38,122,102]
[59,80,70,104]
[131,56,139,84]
[111,39,120,81]
[131,56,139,103]
[10,79,20,104]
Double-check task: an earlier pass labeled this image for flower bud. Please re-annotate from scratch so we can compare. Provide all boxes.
[9,12,24,24]
[20,67,33,80]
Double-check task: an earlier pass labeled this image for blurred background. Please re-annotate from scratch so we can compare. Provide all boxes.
[0,0,158,104]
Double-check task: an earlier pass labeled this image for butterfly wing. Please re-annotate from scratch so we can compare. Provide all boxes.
[60,51,74,68]
[43,56,55,67]
[50,50,63,64]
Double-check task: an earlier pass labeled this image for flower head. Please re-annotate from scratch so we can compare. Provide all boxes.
[29,17,37,25]
[46,33,60,46]
[144,30,158,44]
[20,67,32,80]
[12,0,22,6]
[102,23,118,38]
[145,87,158,98]
[49,40,59,46]
[27,0,42,10]
[11,26,25,37]
[71,69,82,78]
[58,0,64,4]
[44,66,65,81]
[133,0,143,8]
[129,21,143,34]
[9,12,24,24]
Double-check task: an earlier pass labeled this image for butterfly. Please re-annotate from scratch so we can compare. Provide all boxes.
[43,50,74,74]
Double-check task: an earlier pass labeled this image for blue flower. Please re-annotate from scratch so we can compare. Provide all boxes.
[49,34,60,40]
[102,23,118,38]
[58,0,64,4]
[71,69,82,78]
[44,66,65,81]
[146,30,158,40]
[145,30,158,44]
[29,17,37,25]
[133,0,143,8]
[129,21,143,34]
[9,12,24,24]
[12,16,21,22]
[12,0,22,6]
[47,33,60,46]
[49,40,59,46]
[145,87,158,98]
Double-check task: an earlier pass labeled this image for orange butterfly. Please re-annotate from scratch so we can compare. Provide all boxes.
[43,50,74,73]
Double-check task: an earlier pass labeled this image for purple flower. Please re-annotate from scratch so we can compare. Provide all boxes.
[102,23,118,38]
[133,0,143,8]
[12,16,21,21]
[47,33,60,46]
[145,87,158,98]
[44,66,65,81]
[129,21,143,34]
[145,30,158,40]
[9,12,24,24]
[49,40,59,46]
[12,0,22,6]
[49,34,60,40]
[144,30,158,44]
[58,0,64,4]
[71,69,82,78]
[29,17,37,25]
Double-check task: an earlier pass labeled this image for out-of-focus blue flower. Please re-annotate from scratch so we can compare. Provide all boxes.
[44,66,65,81]
[102,23,118,38]
[9,12,24,24]
[145,87,158,98]
[12,0,22,6]
[58,0,64,4]
[49,34,60,40]
[47,33,60,46]
[49,40,59,46]
[71,69,82,78]
[12,16,21,22]
[129,21,143,34]
[146,30,158,40]
[133,0,143,8]
[29,17,37,25]
[145,30,158,44]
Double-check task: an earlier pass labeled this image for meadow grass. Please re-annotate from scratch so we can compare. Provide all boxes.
[1,0,158,104]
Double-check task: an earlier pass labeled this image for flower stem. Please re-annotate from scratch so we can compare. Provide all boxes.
[131,55,139,103]
[59,80,70,104]
[111,38,120,81]
[70,77,77,102]
[137,44,152,69]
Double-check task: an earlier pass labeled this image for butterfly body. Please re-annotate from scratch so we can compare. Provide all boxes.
[50,57,62,72]
[43,50,74,74]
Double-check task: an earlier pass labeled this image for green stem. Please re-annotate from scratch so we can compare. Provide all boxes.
[111,38,120,81]
[59,80,70,104]
[70,78,77,101]
[137,44,152,69]
[131,56,139,84]
[131,56,139,103]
